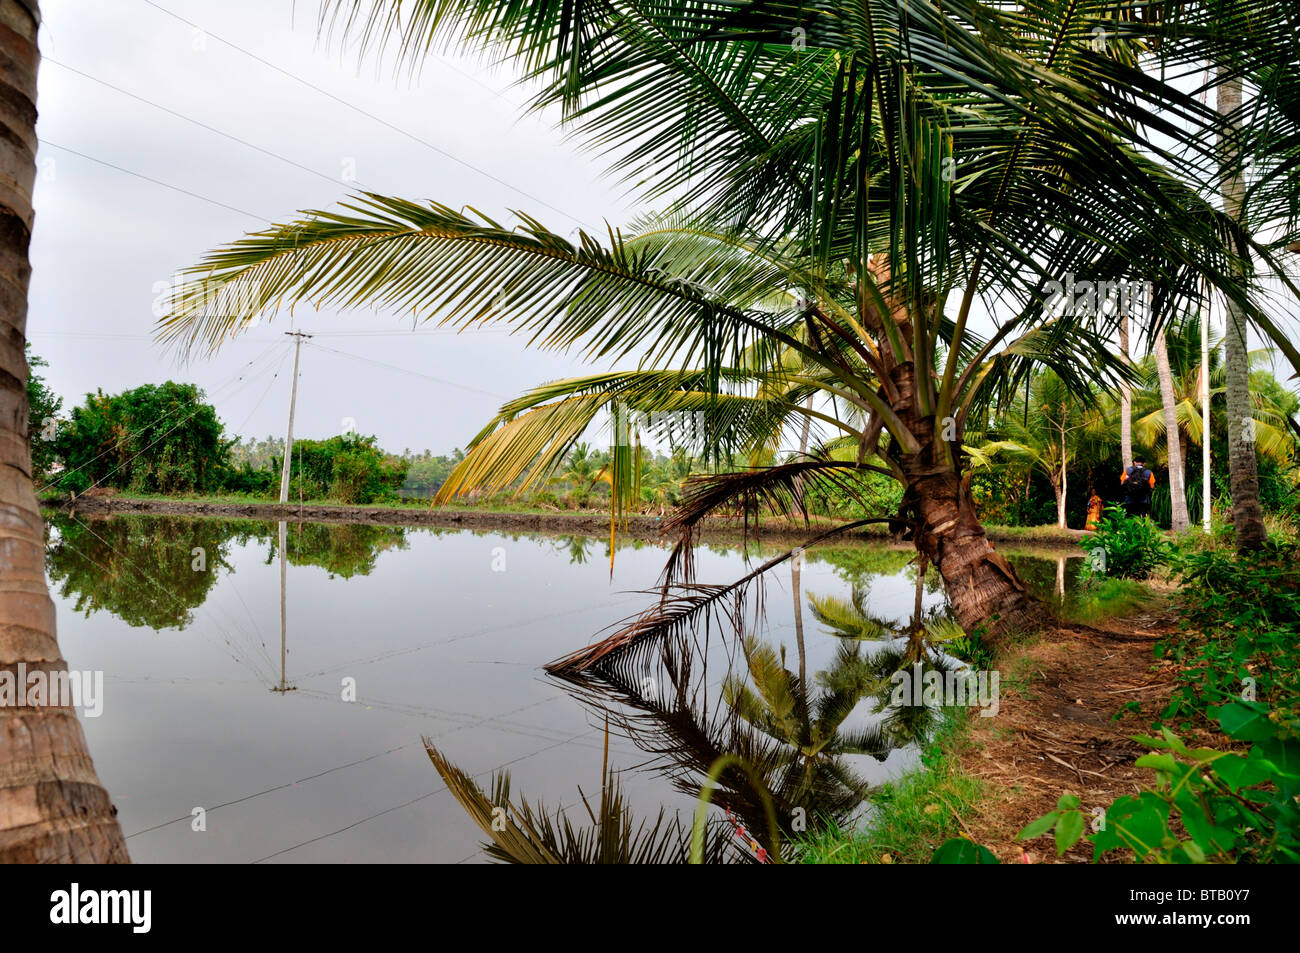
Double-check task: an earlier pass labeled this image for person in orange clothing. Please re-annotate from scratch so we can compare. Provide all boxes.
[1085,487,1104,531]
[1120,456,1156,519]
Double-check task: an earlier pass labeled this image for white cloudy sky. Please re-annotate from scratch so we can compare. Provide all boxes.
[31,0,643,455]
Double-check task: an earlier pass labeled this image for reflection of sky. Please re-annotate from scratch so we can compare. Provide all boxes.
[50,519,1078,863]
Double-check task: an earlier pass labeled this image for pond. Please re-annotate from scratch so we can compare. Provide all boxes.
[42,512,1086,863]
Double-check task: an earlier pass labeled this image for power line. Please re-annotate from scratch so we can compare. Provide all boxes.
[53,514,280,687]
[304,339,508,400]
[38,139,266,220]
[249,725,599,863]
[38,341,285,494]
[136,0,594,230]
[44,56,360,192]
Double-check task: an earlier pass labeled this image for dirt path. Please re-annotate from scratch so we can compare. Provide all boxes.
[958,601,1187,863]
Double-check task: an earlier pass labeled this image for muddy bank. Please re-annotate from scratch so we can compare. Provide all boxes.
[43,494,872,545]
[958,602,1187,863]
[40,494,1087,548]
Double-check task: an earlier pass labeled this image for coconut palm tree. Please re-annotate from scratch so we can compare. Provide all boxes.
[0,0,128,862]
[159,1,1300,657]
[1131,315,1295,501]
[1217,71,1267,550]
[1153,326,1192,531]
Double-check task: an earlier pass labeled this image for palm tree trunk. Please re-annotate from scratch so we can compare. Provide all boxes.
[904,465,1043,636]
[1058,429,1068,529]
[1217,69,1267,551]
[1154,327,1190,531]
[886,362,1044,638]
[0,0,128,863]
[1053,468,1066,529]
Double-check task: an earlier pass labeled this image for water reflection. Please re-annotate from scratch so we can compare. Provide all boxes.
[42,511,1085,863]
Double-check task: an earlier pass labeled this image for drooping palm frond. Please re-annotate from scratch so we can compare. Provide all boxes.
[158,196,792,369]
[432,366,840,504]
[654,455,900,583]
[423,735,737,863]
[546,517,885,675]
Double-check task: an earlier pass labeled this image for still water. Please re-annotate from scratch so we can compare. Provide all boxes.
[43,513,1083,863]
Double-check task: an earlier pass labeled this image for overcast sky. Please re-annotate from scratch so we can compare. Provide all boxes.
[31,0,643,456]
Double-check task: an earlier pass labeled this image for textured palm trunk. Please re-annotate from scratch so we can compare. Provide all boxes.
[0,0,129,862]
[902,461,1043,636]
[1052,461,1066,529]
[858,256,1044,639]
[1154,328,1190,531]
[1217,69,1266,552]
[887,362,1044,638]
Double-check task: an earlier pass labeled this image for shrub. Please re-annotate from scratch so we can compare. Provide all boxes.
[1016,703,1300,864]
[1158,540,1300,729]
[1080,514,1170,579]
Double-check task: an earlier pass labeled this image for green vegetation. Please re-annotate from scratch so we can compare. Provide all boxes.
[1079,514,1173,579]
[796,711,982,864]
[26,346,61,482]
[53,381,226,495]
[1009,534,1300,864]
[1158,541,1300,732]
[1019,705,1299,864]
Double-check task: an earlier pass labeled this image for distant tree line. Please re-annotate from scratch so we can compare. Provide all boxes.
[29,351,1298,527]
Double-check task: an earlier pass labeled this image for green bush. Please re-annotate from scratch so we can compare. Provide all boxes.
[1158,541,1300,730]
[283,434,408,505]
[1080,514,1170,579]
[54,382,227,494]
[1016,703,1299,864]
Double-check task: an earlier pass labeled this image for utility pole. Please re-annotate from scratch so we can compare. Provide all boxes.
[1201,300,1211,533]
[279,332,311,503]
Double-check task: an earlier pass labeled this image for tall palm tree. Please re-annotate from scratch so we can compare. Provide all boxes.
[1217,69,1266,551]
[1132,315,1294,502]
[1120,310,1133,469]
[1153,326,1192,531]
[160,1,1300,655]
[0,0,127,862]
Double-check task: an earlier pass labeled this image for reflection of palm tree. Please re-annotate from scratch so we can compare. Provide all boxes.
[723,636,890,815]
[551,534,591,565]
[424,733,736,864]
[551,619,890,859]
[808,576,966,744]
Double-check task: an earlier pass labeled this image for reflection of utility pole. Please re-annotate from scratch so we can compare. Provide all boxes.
[273,519,295,694]
[279,332,312,503]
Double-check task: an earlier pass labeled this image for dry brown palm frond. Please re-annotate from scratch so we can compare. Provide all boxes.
[659,455,894,585]
[546,518,889,676]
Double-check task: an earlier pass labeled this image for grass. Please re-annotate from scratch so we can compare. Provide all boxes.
[795,709,984,864]
[1000,653,1044,701]
[1058,577,1158,625]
